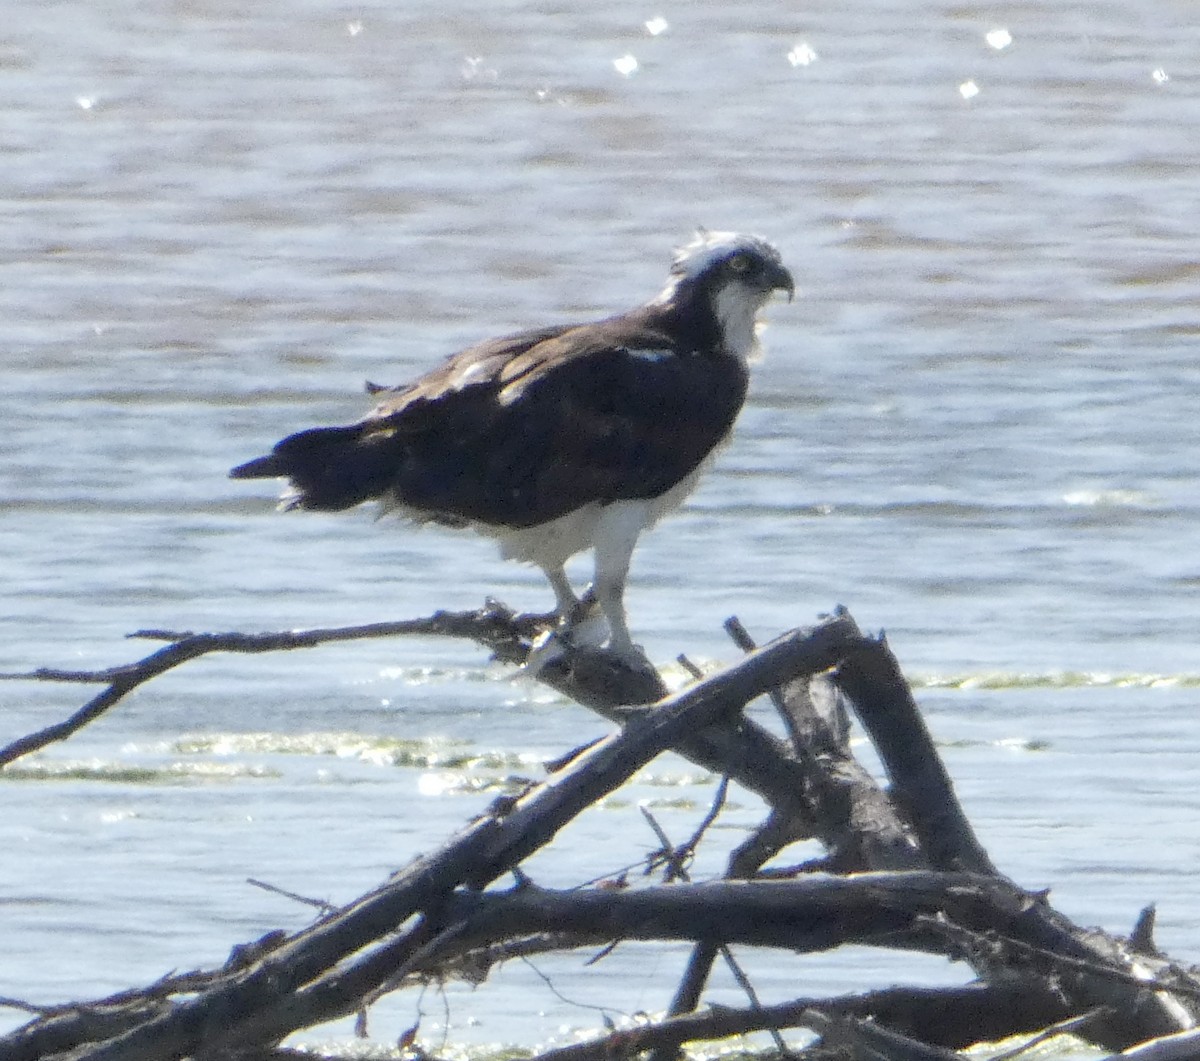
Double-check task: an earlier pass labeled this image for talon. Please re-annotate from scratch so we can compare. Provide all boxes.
[521,629,568,677]
[563,597,608,648]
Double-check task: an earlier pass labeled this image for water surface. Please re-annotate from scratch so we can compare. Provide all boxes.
[3,0,1200,1051]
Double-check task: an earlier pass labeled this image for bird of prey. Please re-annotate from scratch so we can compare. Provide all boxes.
[231,230,793,665]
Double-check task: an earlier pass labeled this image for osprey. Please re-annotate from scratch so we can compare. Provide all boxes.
[231,231,793,665]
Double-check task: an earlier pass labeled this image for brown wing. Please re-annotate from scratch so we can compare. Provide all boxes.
[366,324,571,424]
[366,314,750,528]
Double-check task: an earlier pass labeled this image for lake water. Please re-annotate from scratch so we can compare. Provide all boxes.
[3,0,1200,1053]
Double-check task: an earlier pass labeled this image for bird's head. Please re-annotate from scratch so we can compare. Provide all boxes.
[655,230,794,360]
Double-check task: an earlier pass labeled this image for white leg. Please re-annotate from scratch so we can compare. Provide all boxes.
[540,564,578,621]
[524,564,609,676]
[592,501,650,662]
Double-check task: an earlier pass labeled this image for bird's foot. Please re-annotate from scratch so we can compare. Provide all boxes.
[514,588,599,641]
[521,597,608,677]
[519,620,663,703]
[512,608,563,642]
[521,627,656,684]
[521,628,569,678]
[521,630,658,691]
[564,595,609,650]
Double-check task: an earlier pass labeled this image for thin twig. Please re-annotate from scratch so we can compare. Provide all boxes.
[0,997,50,1015]
[722,952,789,1058]
[916,913,1200,1000]
[519,954,626,1020]
[246,879,338,914]
[639,779,784,1059]
[676,654,705,680]
[640,806,691,883]
[988,1008,1108,1061]
[682,776,730,856]
[724,616,805,751]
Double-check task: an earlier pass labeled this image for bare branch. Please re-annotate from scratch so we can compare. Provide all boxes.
[9,605,1200,1061]
[0,604,537,769]
[14,618,853,1061]
[836,633,997,875]
[531,982,1078,1061]
[245,879,337,915]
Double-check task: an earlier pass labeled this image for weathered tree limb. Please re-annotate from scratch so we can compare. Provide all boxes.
[437,876,1199,1051]
[8,607,1200,1061]
[726,618,922,874]
[833,633,1198,1045]
[0,604,878,875]
[17,617,853,1061]
[428,874,1165,969]
[532,982,1077,1061]
[773,667,923,874]
[650,620,926,1061]
[0,606,536,768]
[834,632,996,876]
[91,870,1132,1060]
[803,1008,964,1061]
[433,872,984,952]
[0,602,812,816]
[1102,1028,1200,1061]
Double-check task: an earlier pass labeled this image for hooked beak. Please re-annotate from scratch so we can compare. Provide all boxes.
[767,262,795,302]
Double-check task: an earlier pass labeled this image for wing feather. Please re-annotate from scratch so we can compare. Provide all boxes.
[363,316,749,528]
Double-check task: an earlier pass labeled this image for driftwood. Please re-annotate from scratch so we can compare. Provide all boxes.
[3,604,1200,1061]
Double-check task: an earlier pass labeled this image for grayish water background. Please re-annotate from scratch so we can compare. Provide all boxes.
[3,0,1200,1050]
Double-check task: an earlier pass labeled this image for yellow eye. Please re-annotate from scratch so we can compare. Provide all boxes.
[727,253,753,274]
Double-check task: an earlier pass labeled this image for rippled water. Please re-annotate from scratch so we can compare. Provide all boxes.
[3,0,1200,1051]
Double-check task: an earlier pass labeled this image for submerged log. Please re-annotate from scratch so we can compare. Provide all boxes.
[2,604,1199,1060]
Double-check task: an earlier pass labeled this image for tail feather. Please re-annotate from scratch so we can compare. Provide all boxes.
[230,424,400,512]
[229,453,288,480]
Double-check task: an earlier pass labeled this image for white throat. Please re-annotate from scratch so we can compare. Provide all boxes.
[712,283,769,363]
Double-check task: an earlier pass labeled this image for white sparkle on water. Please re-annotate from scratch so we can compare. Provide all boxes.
[787,42,818,67]
[461,56,498,82]
[613,54,639,77]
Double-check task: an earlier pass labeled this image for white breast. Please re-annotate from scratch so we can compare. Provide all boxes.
[492,464,708,569]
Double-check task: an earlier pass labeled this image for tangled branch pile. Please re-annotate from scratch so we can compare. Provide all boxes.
[4,604,1200,1061]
